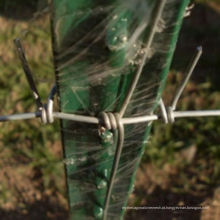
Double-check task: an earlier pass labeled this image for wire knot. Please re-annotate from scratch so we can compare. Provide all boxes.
[40,105,48,124]
[159,99,175,124]
[99,112,122,131]
[38,85,57,124]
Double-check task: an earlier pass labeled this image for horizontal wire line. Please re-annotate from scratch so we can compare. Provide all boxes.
[1,110,220,124]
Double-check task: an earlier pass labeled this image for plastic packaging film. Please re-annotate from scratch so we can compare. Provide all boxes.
[50,0,191,219]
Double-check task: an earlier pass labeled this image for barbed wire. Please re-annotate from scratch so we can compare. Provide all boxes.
[1,39,219,126]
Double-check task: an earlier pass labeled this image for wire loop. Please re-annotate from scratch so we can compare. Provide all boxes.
[159,99,169,124]
[167,106,175,124]
[47,85,57,123]
[40,106,48,124]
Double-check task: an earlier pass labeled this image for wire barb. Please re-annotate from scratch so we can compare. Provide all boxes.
[119,0,167,117]
[14,38,43,110]
[171,46,203,111]
[103,113,124,220]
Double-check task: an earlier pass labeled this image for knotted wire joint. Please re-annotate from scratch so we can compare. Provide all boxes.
[46,85,57,123]
[99,112,122,131]
[159,99,175,124]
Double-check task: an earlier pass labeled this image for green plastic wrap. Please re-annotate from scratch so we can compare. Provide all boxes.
[51,0,190,219]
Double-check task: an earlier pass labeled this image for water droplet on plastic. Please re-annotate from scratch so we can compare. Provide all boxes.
[113,14,118,20]
[102,169,109,179]
[79,156,87,162]
[121,36,127,42]
[140,49,145,55]
[121,18,128,22]
[97,179,107,189]
[129,60,135,65]
[94,206,103,219]
[63,158,75,165]
[113,36,118,42]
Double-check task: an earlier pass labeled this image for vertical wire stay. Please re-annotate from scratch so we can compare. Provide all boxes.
[103,1,168,219]
[103,114,125,220]
[14,38,43,110]
[119,0,167,117]
[171,46,203,110]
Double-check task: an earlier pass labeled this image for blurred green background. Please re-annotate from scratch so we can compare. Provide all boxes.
[0,0,219,219]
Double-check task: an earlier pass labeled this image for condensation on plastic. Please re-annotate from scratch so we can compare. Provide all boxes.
[50,0,190,219]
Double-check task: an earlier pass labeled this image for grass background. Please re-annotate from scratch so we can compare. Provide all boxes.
[0,0,219,219]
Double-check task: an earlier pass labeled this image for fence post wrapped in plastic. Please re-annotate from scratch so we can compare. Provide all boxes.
[1,1,220,220]
[51,0,191,219]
